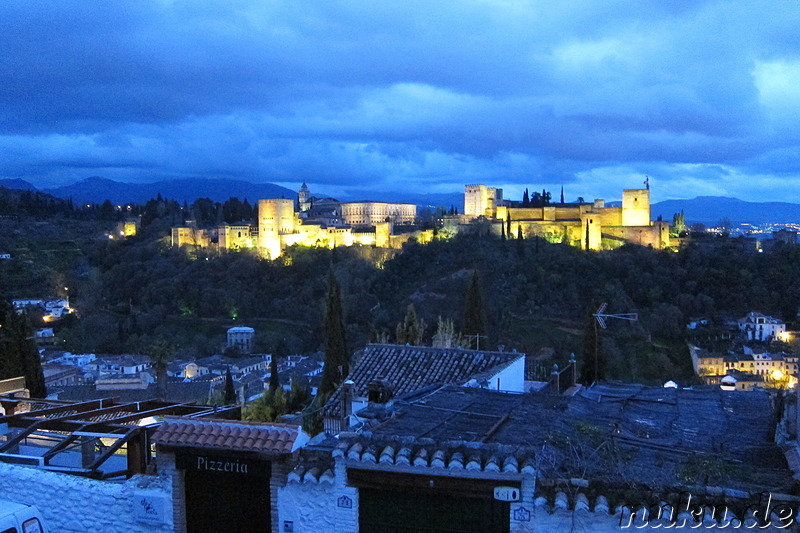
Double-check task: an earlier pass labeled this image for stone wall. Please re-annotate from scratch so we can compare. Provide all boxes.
[0,462,173,533]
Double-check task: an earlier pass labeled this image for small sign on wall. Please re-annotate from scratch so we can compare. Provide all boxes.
[493,486,520,502]
[134,489,170,525]
[337,495,353,508]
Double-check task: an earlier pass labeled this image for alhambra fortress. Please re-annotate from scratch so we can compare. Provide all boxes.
[171,182,671,258]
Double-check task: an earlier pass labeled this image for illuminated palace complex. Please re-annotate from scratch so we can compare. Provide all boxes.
[171,182,671,258]
[171,183,427,259]
[462,183,672,250]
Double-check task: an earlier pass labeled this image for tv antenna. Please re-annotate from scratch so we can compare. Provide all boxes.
[593,302,638,329]
[465,334,488,351]
[589,303,638,383]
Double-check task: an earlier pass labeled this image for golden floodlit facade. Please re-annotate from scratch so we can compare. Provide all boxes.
[171,181,669,258]
[465,184,671,250]
[171,185,429,259]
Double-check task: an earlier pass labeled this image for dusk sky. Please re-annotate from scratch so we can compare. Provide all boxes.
[2,1,800,203]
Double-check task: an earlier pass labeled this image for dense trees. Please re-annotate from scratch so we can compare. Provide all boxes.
[4,189,800,389]
[68,232,800,385]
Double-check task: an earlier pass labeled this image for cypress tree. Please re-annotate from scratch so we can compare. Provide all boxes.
[506,214,511,238]
[0,298,23,380]
[319,271,348,397]
[396,304,426,345]
[585,221,590,250]
[516,226,524,257]
[224,367,237,404]
[560,186,565,204]
[463,271,487,345]
[0,297,45,397]
[270,340,284,392]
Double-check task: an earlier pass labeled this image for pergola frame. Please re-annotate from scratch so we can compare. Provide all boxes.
[0,395,239,479]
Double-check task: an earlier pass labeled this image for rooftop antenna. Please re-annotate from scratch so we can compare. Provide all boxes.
[593,302,638,330]
[465,334,488,351]
[591,303,638,382]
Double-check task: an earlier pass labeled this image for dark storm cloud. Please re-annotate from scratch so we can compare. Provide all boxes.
[1,0,800,200]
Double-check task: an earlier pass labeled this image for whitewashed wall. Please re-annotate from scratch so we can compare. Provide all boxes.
[277,458,358,533]
[0,462,173,533]
[278,481,338,532]
[489,356,526,393]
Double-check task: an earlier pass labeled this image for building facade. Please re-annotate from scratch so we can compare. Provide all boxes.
[738,312,787,342]
[465,184,671,251]
[339,201,416,227]
[172,184,428,260]
[226,327,256,354]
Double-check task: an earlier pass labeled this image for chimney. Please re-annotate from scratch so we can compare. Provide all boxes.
[367,377,393,405]
[342,380,354,421]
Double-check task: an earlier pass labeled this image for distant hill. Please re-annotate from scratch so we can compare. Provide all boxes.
[18,176,464,209]
[0,179,37,191]
[651,196,800,225]
[357,191,464,210]
[41,177,296,204]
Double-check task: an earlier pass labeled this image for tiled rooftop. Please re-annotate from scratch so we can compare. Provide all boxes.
[358,383,794,493]
[325,343,525,417]
[336,440,536,476]
[153,417,308,454]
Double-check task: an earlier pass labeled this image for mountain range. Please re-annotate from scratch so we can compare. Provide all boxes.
[650,196,800,226]
[24,177,296,205]
[2,177,800,226]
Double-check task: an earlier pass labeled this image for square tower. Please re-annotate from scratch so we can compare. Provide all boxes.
[621,189,650,227]
[464,185,502,218]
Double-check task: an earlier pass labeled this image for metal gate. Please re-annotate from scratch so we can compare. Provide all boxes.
[184,465,271,533]
[359,487,509,533]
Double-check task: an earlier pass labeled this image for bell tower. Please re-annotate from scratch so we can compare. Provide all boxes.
[298,181,311,213]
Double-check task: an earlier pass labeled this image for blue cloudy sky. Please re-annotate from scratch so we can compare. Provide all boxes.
[1,0,800,202]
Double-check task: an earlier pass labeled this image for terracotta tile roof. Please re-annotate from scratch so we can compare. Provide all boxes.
[325,343,525,417]
[152,416,308,454]
[335,439,536,477]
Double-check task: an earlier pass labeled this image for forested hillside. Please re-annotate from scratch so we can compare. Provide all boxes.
[2,187,800,387]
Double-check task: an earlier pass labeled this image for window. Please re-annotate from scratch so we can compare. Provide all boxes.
[22,520,42,533]
[2,528,18,533]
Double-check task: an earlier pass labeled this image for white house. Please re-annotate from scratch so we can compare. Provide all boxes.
[738,311,786,341]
